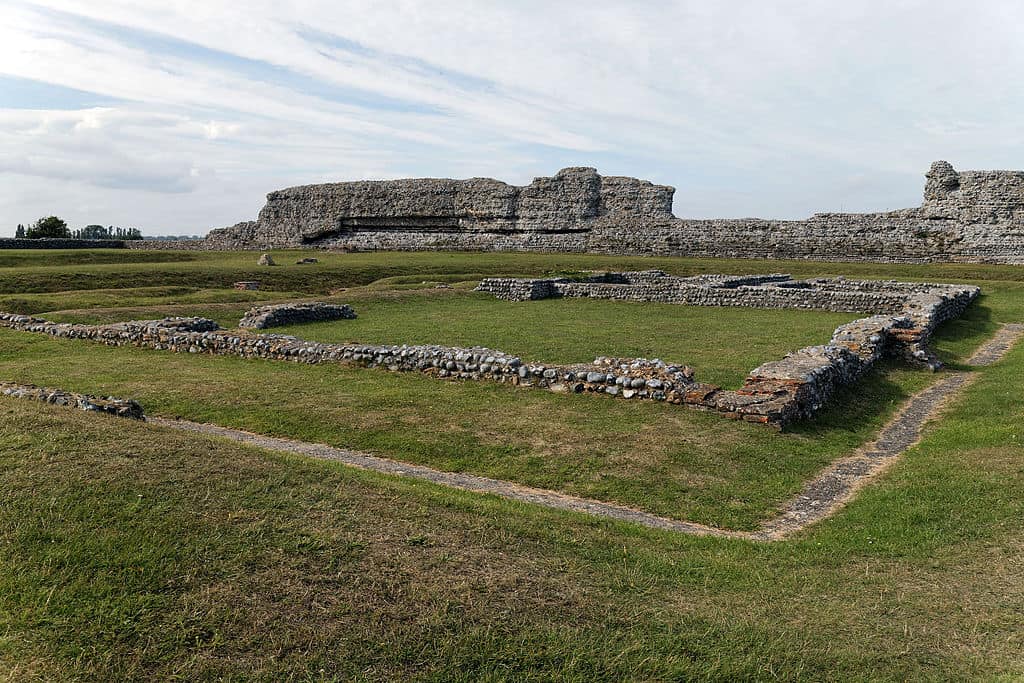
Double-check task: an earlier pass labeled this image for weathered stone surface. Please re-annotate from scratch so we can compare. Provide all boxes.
[238,302,356,329]
[0,381,144,419]
[165,162,1024,264]
[0,312,700,419]
[478,271,979,427]
[257,253,276,266]
[200,167,673,251]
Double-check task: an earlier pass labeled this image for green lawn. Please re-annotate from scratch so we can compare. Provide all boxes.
[1,335,1023,680]
[1,249,1023,679]
[266,290,856,387]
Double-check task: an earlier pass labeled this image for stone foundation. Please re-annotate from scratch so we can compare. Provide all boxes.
[0,381,144,419]
[239,302,357,329]
[477,272,979,425]
[0,313,702,419]
[0,270,978,429]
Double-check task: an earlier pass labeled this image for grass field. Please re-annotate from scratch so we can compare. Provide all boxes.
[1,248,1023,680]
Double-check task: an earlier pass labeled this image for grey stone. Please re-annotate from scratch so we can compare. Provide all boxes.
[168,162,1024,265]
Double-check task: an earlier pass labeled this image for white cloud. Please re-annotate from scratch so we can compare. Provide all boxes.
[1,0,1024,233]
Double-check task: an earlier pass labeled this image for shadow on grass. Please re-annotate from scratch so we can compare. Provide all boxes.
[786,361,919,439]
[789,299,997,438]
[930,300,997,370]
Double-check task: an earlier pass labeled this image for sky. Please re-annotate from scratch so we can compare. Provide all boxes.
[1,1,1023,236]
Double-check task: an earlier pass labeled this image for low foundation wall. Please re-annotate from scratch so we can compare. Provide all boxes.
[239,302,357,329]
[0,313,706,416]
[0,381,144,419]
[0,268,979,429]
[0,238,126,249]
[477,272,980,425]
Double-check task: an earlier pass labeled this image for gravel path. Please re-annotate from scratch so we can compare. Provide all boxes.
[759,323,1024,539]
[147,415,750,539]
[66,323,1024,540]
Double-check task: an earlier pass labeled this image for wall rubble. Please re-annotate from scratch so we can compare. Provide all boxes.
[0,381,144,419]
[239,302,357,329]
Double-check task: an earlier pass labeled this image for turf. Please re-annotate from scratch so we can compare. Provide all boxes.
[1,249,1023,679]
[1,337,1023,680]
[3,248,1024,297]
[267,289,856,387]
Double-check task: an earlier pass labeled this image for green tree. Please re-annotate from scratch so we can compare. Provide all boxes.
[25,216,71,239]
[80,224,110,240]
[15,224,25,239]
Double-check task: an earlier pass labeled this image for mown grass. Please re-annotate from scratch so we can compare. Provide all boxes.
[267,290,855,387]
[1,334,1023,680]
[1,249,1023,679]
[0,274,1006,530]
[0,285,307,317]
[4,248,1024,297]
[0,323,921,530]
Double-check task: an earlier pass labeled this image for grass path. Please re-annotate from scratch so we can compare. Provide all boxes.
[136,323,1024,539]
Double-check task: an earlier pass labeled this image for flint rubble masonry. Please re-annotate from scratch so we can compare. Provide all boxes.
[239,302,357,329]
[476,271,979,425]
[0,312,700,420]
[138,161,1024,264]
[1,381,144,419]
[0,272,978,429]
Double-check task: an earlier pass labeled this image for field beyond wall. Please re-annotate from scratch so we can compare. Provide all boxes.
[1,249,1023,681]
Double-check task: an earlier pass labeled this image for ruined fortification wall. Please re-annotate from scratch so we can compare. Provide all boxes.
[201,161,1024,263]
[204,167,674,250]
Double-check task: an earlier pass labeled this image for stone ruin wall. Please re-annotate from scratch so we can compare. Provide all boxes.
[238,302,357,329]
[1,238,129,249]
[476,271,979,425]
[1,381,144,419]
[162,161,1024,263]
[0,272,979,429]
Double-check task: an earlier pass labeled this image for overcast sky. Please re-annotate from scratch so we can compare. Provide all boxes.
[1,1,1022,236]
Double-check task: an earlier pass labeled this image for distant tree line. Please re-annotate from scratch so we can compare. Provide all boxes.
[15,218,142,240]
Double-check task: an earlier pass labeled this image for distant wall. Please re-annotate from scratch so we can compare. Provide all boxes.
[0,238,126,249]
[198,161,1024,263]
[124,239,210,250]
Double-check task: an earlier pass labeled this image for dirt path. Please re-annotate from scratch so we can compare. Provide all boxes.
[32,323,1024,540]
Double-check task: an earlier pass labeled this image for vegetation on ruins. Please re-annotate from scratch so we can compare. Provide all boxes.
[0,248,1023,679]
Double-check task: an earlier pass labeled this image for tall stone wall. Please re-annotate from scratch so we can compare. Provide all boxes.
[201,161,1024,263]
[205,167,674,250]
